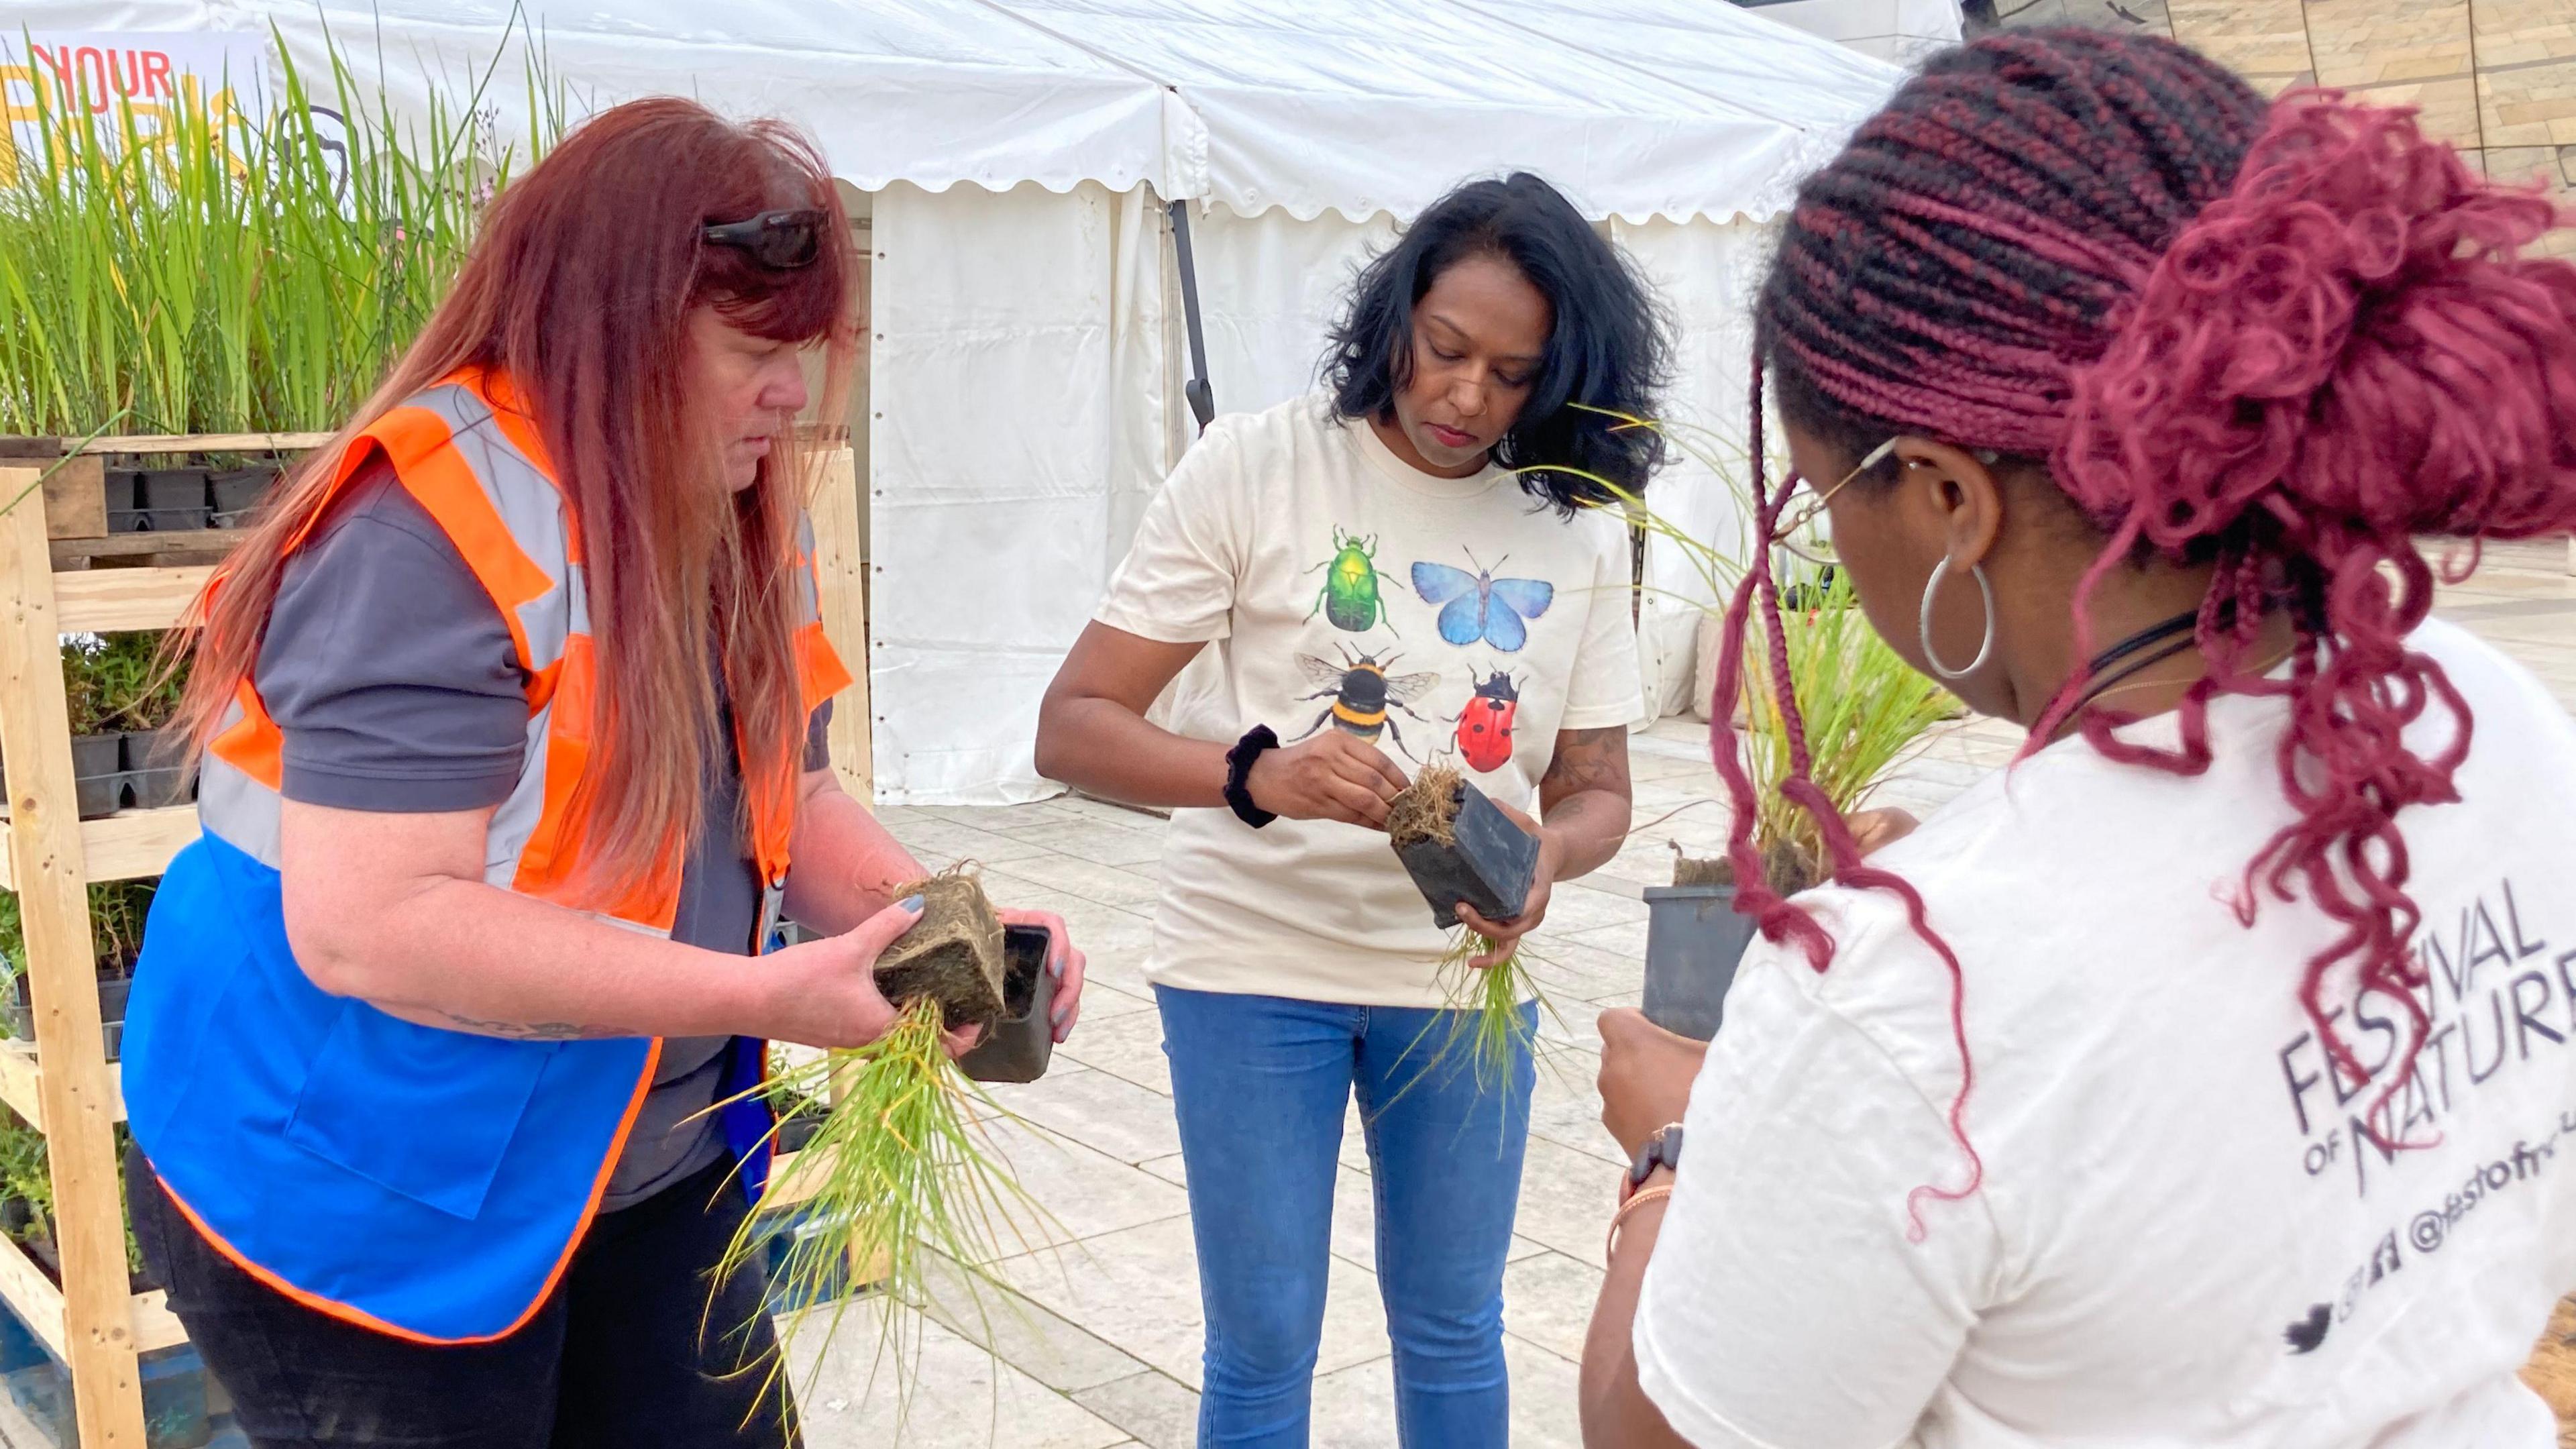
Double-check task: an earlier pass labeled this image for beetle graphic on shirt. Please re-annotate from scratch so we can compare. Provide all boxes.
[1304,527,1401,633]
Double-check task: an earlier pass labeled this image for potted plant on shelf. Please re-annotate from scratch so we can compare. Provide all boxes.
[94,633,195,810]
[58,637,126,819]
[3,881,152,1061]
[1,30,561,449]
[0,1114,155,1291]
[87,881,150,1063]
[0,1112,52,1271]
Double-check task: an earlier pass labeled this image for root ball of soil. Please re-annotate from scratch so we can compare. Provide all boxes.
[873,871,1008,1030]
[1387,763,1465,849]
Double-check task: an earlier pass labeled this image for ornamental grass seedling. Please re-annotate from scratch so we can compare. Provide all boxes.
[1385,765,1561,1103]
[1522,409,1951,894]
[710,871,1051,1426]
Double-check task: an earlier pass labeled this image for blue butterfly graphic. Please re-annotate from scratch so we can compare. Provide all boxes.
[1410,552,1554,653]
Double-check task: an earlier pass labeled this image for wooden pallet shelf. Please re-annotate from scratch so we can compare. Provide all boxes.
[67,433,333,457]
[0,435,874,1444]
[0,1233,186,1366]
[55,566,208,635]
[0,808,199,894]
[52,529,252,571]
[0,1042,123,1136]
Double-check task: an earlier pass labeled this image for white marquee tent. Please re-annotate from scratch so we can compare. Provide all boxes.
[16,0,1919,804]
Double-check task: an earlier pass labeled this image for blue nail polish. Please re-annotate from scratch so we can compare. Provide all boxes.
[898,894,924,912]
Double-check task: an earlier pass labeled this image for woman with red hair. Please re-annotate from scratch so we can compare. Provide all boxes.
[1582,28,2576,1448]
[118,99,1083,1446]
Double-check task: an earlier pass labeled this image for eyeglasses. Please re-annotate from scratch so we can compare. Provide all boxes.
[1774,438,1896,543]
[702,209,826,270]
[1773,439,2006,543]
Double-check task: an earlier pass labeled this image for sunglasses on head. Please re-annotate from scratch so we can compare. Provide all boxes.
[702,208,825,270]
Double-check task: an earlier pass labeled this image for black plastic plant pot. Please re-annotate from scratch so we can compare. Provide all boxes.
[3,973,131,1046]
[123,728,195,808]
[1393,780,1538,930]
[959,924,1057,1084]
[100,1020,122,1064]
[97,974,131,1024]
[1641,883,1759,1042]
[70,734,125,819]
[209,466,276,527]
[773,1108,822,1155]
[140,468,211,531]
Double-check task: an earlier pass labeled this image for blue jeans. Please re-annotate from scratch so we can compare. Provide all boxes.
[1156,985,1534,1448]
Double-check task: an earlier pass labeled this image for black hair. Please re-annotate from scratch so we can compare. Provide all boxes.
[1322,172,1671,515]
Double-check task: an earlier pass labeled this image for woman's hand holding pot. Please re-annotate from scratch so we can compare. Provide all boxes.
[1587,810,1919,1152]
[1848,807,1921,857]
[1597,1008,1708,1158]
[762,894,975,1055]
[997,906,1088,1042]
[1247,732,1411,828]
[1455,798,1557,968]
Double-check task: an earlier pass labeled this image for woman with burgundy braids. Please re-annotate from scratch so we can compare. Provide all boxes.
[1578,28,2576,1449]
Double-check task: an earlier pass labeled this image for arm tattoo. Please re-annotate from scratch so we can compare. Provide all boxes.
[1542,725,1633,800]
[433,1012,644,1041]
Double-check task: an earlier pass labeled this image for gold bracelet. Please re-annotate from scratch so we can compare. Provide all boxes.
[1605,1183,1674,1259]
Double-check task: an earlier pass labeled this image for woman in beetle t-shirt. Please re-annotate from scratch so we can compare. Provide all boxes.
[1038,172,1668,1445]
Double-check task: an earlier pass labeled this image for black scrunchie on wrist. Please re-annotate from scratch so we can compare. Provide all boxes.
[1224,725,1280,829]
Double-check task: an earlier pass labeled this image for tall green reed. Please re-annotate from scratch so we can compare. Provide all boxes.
[0,21,559,438]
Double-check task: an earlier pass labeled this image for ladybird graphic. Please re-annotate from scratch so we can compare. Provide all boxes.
[1451,667,1521,773]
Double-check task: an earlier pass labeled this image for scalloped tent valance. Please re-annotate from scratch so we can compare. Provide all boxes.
[29,0,1912,225]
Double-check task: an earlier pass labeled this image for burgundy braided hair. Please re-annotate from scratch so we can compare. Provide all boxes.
[1719,28,2576,1231]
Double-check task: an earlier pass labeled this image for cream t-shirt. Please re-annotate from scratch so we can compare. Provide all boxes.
[1635,619,2576,1448]
[1094,393,1646,1008]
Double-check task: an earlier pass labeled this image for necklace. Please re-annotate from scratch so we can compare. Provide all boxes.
[2067,605,2297,721]
[2066,610,2201,718]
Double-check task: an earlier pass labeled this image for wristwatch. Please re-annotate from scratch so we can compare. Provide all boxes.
[1623,1123,1684,1203]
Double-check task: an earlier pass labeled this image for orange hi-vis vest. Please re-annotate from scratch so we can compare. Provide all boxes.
[123,368,853,1341]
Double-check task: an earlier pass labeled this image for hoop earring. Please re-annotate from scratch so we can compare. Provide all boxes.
[1918,557,1995,680]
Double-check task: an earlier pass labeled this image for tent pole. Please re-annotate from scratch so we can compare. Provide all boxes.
[1167,199,1216,433]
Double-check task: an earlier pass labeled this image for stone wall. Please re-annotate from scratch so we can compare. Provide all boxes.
[1988,0,2576,255]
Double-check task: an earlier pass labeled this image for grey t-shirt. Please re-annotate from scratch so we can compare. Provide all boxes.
[258,464,830,1212]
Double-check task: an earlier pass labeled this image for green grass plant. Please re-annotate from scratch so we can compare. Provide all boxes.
[72,631,184,733]
[1523,407,1953,892]
[714,998,1049,1420]
[1431,930,1536,1090]
[0,19,559,439]
[1740,566,1951,892]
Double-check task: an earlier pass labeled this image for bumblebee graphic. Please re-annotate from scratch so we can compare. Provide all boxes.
[1288,646,1441,761]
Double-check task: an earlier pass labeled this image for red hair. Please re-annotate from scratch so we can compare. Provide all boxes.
[1737,30,2576,1230]
[174,98,858,898]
